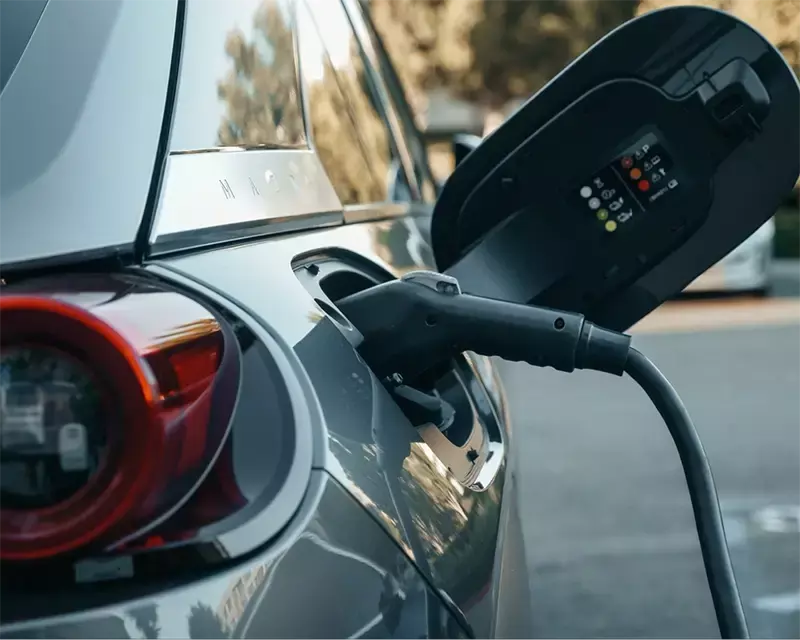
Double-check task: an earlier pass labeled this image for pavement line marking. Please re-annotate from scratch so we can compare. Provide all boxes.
[631,298,800,334]
[752,591,800,614]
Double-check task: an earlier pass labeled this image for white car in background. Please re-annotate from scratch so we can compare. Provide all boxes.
[684,217,775,295]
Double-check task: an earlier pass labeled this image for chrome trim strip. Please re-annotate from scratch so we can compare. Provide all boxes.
[149,149,343,255]
[343,202,409,223]
[341,0,421,201]
[169,144,308,156]
[151,210,343,257]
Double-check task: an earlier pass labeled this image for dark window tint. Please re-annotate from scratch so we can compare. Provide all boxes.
[170,0,307,152]
[298,0,409,205]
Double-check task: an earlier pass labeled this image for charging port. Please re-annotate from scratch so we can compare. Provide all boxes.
[292,252,505,488]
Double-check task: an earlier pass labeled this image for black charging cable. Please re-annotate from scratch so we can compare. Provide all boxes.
[624,347,749,639]
[338,270,749,639]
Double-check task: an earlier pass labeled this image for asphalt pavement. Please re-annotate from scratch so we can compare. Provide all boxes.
[497,268,800,638]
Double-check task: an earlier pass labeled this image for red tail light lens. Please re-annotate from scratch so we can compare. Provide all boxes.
[0,276,239,561]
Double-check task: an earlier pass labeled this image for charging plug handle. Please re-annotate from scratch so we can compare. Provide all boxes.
[340,271,747,638]
[340,271,747,639]
[338,271,630,381]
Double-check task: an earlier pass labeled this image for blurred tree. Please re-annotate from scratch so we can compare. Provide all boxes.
[216,0,305,147]
[306,52,388,204]
[367,0,477,125]
[217,0,401,203]
[637,0,799,76]
[369,0,638,133]
[454,0,638,129]
[300,0,401,205]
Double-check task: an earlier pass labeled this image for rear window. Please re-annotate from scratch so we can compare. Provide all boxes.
[169,0,307,152]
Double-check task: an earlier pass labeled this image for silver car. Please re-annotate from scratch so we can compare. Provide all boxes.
[0,0,529,637]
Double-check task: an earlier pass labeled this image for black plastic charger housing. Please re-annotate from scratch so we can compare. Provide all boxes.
[432,6,800,331]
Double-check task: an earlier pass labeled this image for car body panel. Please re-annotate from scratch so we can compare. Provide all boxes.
[147,218,531,637]
[0,472,469,639]
[0,0,533,636]
[0,0,178,268]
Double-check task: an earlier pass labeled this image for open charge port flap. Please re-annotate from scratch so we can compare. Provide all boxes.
[291,254,493,459]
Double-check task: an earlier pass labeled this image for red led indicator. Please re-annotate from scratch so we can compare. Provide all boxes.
[621,156,634,169]
[638,179,650,192]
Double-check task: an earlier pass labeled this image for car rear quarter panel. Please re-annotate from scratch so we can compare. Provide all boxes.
[149,218,533,637]
[0,473,467,639]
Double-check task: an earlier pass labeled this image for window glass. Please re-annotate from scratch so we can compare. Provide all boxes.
[298,0,409,205]
[170,0,307,152]
[359,2,436,202]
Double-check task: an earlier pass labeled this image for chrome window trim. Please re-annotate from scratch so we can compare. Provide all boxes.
[291,0,312,143]
[340,0,421,202]
[169,144,308,156]
[342,202,410,224]
[353,0,439,201]
[147,143,415,257]
[149,149,343,256]
[296,0,419,203]
[149,0,424,257]
[294,0,317,153]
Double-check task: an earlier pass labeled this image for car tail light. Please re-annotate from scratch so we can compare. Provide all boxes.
[0,274,240,561]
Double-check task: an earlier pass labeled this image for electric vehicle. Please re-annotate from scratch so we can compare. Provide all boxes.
[1,1,797,639]
[0,1,527,637]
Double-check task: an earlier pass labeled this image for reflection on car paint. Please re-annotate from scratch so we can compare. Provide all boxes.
[170,0,307,153]
[158,218,507,636]
[1,475,467,639]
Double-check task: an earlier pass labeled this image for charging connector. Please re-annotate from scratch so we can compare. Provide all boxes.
[339,270,749,639]
[339,270,631,382]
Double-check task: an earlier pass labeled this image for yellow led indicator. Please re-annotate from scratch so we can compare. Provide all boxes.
[605,220,618,232]
[596,209,609,221]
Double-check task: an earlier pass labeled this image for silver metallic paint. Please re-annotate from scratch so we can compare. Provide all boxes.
[0,0,533,633]
[0,473,468,639]
[149,219,531,637]
[0,0,178,267]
